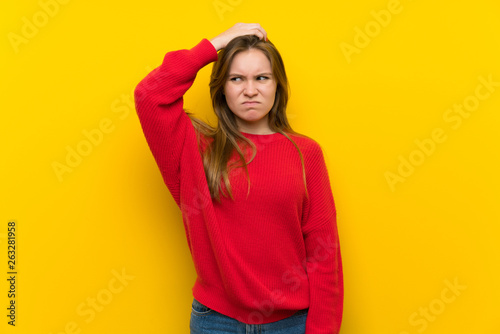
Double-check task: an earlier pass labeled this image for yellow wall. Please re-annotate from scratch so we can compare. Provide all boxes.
[1,0,499,333]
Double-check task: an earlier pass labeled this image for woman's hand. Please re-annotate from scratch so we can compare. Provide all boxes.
[209,23,267,51]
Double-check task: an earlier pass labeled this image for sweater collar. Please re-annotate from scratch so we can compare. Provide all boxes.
[240,131,285,143]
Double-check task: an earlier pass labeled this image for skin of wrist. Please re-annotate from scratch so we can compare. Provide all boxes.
[210,38,221,51]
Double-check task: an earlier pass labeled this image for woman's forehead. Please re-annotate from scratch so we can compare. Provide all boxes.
[229,49,272,74]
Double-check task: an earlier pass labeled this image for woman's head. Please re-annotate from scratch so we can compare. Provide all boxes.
[191,34,307,202]
[209,35,291,134]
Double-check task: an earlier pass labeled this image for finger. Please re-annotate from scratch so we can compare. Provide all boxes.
[244,23,265,35]
[254,25,267,41]
[253,28,266,41]
[259,28,267,41]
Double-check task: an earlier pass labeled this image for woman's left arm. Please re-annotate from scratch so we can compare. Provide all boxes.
[302,142,344,334]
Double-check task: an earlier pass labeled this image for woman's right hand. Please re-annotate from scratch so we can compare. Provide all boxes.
[209,23,267,51]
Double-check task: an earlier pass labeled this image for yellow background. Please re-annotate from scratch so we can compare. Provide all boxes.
[1,0,499,333]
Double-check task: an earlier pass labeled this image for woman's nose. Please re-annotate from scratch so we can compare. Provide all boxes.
[244,81,257,96]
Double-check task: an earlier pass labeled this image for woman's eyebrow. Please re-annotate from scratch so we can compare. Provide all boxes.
[228,72,273,77]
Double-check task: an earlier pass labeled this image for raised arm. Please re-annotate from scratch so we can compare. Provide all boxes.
[134,39,218,205]
[134,23,268,206]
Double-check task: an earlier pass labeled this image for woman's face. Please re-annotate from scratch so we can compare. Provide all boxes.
[224,49,277,133]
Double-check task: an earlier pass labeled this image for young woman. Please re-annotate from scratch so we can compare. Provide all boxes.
[134,23,343,334]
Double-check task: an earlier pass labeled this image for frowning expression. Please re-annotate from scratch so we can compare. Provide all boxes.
[224,49,277,132]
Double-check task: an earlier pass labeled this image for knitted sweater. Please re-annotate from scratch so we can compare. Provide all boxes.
[134,38,343,333]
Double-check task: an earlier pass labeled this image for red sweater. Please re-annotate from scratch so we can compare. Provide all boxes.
[134,38,343,333]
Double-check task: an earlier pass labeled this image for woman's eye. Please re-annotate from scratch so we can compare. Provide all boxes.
[229,76,269,82]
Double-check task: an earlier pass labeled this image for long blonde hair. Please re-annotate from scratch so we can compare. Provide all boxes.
[186,35,309,202]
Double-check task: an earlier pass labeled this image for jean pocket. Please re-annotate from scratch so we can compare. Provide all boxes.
[191,298,214,316]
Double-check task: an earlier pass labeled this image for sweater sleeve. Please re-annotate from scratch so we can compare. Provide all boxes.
[133,39,218,206]
[302,142,344,334]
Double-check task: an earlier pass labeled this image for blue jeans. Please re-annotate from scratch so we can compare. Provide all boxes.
[190,298,308,334]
